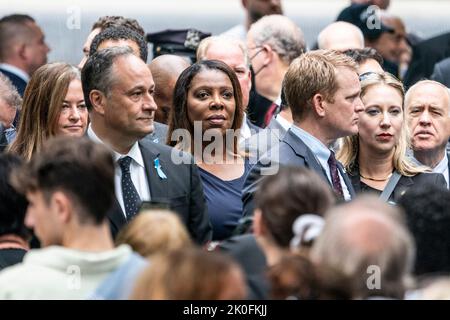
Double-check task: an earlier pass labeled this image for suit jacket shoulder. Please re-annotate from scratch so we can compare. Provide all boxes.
[142,121,168,145]
[0,68,27,97]
[242,129,330,217]
[243,118,287,160]
[108,140,212,244]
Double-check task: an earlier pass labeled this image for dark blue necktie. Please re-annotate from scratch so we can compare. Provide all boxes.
[118,156,141,220]
[328,151,344,200]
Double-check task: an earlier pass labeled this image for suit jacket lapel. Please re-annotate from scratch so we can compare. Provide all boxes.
[448,152,450,176]
[139,141,169,201]
[338,163,356,198]
[282,130,331,184]
[108,197,127,232]
[267,118,287,140]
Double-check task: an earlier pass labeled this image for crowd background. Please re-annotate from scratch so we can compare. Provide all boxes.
[0,0,449,302]
[1,0,450,65]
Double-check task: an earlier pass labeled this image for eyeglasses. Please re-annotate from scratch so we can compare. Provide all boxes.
[248,46,265,61]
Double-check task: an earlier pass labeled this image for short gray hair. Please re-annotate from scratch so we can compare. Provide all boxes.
[248,14,306,65]
[81,46,134,111]
[0,72,21,109]
[405,80,450,117]
[197,35,250,68]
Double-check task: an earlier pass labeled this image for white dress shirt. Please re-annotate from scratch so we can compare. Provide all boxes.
[87,125,151,217]
[0,63,30,83]
[239,113,253,143]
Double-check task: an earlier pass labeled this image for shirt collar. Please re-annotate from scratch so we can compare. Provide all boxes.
[274,114,292,131]
[87,124,145,168]
[411,152,448,172]
[290,124,331,164]
[240,112,251,141]
[434,153,449,173]
[0,63,29,82]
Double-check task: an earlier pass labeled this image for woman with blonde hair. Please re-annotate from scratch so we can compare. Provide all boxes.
[130,247,247,300]
[337,72,446,203]
[8,62,87,160]
[115,209,192,258]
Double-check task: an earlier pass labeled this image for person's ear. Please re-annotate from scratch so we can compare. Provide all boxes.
[242,0,248,9]
[89,90,106,115]
[311,93,326,118]
[261,44,273,67]
[51,191,72,224]
[17,43,28,61]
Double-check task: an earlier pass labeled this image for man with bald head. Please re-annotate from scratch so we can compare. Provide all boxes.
[311,195,414,299]
[149,54,190,124]
[318,22,365,52]
[406,80,450,189]
[197,35,260,141]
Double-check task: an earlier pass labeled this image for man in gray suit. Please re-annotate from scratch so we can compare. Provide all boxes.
[431,57,450,88]
[242,50,363,216]
[81,46,211,244]
[244,87,292,160]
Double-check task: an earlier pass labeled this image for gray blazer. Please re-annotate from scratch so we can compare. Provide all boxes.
[242,128,356,217]
[244,117,288,160]
[431,57,450,87]
[143,121,168,144]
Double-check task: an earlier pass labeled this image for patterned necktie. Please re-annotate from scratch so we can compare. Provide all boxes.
[118,156,141,220]
[327,151,344,200]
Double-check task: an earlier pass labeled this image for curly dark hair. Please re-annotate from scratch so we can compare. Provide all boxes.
[89,26,148,62]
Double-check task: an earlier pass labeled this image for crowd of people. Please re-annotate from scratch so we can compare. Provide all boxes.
[0,0,449,300]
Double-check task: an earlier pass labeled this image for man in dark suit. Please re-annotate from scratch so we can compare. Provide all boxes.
[81,46,211,244]
[405,80,450,189]
[149,54,191,125]
[0,14,50,97]
[242,50,363,216]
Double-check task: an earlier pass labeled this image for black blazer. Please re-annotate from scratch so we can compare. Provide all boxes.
[0,68,27,97]
[108,139,212,245]
[348,165,447,203]
[242,129,356,217]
